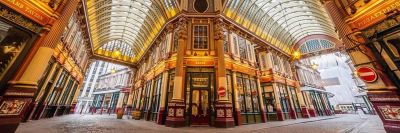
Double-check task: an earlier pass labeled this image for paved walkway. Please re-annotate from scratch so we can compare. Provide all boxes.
[16,114,384,133]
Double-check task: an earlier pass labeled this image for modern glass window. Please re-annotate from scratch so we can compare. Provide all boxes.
[193,25,208,50]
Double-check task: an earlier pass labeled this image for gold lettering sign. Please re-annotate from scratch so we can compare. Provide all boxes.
[1,0,51,26]
[349,0,400,30]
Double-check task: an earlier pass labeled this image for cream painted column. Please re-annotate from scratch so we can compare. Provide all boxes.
[214,18,234,127]
[166,17,188,127]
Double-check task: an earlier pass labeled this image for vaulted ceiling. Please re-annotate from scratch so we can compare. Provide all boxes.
[84,0,339,64]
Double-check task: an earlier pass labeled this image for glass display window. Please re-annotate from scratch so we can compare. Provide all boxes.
[0,20,33,88]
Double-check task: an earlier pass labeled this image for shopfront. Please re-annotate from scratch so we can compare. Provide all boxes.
[0,3,42,95]
[185,68,215,126]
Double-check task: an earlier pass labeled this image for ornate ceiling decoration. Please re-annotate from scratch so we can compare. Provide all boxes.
[223,0,339,54]
[85,0,179,63]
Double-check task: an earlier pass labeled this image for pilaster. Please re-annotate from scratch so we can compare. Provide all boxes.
[214,18,234,128]
[166,17,187,127]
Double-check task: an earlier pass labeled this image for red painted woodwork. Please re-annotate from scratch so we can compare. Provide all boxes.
[214,102,234,128]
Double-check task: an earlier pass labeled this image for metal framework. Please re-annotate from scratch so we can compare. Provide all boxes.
[85,0,179,62]
[223,0,339,54]
[85,0,339,64]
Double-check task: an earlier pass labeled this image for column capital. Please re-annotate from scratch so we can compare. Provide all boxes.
[177,17,188,39]
[214,17,225,40]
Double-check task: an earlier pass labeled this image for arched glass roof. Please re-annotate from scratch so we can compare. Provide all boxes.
[300,39,335,54]
[85,0,179,63]
[223,0,339,54]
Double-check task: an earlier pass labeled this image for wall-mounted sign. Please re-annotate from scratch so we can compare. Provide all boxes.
[218,87,226,97]
[357,66,378,83]
[348,0,400,30]
[1,0,52,26]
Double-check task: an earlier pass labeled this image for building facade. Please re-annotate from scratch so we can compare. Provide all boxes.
[76,61,108,114]
[295,58,334,117]
[125,1,335,128]
[0,0,91,132]
[91,66,132,115]
[324,0,400,132]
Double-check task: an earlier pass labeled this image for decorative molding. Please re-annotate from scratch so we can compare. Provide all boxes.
[0,5,42,33]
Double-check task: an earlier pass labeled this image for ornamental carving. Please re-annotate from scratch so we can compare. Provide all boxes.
[177,17,188,39]
[168,108,174,116]
[0,99,26,115]
[176,108,184,117]
[362,14,400,38]
[0,6,42,33]
[214,18,224,40]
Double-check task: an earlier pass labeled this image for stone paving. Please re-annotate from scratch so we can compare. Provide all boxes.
[16,114,384,133]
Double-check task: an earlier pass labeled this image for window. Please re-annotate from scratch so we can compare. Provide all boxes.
[233,36,239,55]
[238,37,248,59]
[150,75,162,121]
[237,73,261,124]
[193,25,208,49]
[172,28,178,52]
[223,29,229,53]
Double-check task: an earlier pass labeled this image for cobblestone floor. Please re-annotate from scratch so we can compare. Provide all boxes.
[16,114,384,133]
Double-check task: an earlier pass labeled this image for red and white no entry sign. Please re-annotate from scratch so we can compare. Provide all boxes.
[357,66,378,83]
[218,87,226,97]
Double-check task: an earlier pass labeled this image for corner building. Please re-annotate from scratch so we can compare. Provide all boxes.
[128,1,333,127]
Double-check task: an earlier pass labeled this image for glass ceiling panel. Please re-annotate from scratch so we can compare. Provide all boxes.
[85,0,179,62]
[223,0,339,54]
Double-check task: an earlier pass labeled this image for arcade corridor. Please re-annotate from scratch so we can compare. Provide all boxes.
[0,0,399,133]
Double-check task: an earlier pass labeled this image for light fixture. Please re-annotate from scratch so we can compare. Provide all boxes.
[311,62,318,70]
[292,51,301,60]
[111,48,121,58]
[111,67,116,74]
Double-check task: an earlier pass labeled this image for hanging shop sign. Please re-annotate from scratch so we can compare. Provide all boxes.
[218,87,226,97]
[348,0,400,30]
[357,66,378,83]
[0,0,52,26]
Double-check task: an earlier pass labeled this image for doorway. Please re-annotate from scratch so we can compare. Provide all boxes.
[186,70,214,126]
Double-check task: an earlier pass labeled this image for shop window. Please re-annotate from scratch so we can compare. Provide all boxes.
[150,75,163,121]
[278,84,290,119]
[141,81,152,119]
[193,25,208,50]
[0,21,32,85]
[236,73,261,124]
